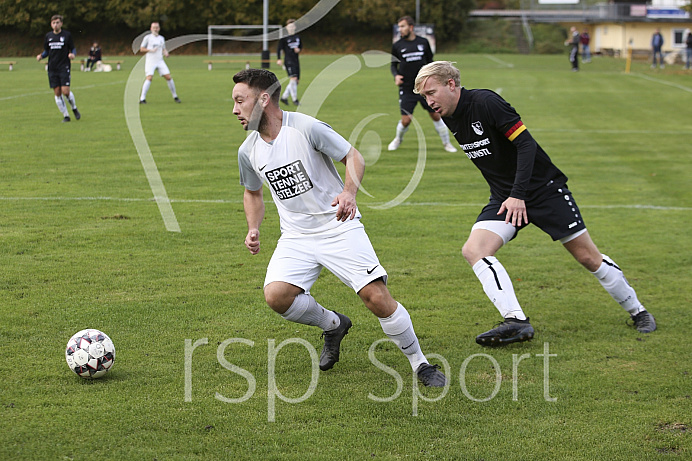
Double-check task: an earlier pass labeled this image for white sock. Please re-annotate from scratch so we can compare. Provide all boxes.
[433,119,450,144]
[167,79,178,98]
[591,255,644,315]
[472,256,526,320]
[282,86,290,99]
[140,80,151,101]
[378,303,427,371]
[281,293,340,331]
[66,92,77,110]
[54,95,69,117]
[395,121,408,141]
[288,79,298,101]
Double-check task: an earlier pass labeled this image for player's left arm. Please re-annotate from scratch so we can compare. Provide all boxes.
[67,34,76,60]
[498,122,537,226]
[162,39,169,58]
[424,39,434,63]
[333,147,364,222]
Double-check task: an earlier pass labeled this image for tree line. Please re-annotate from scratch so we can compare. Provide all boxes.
[0,0,472,43]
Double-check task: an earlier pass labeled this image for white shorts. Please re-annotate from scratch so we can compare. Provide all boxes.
[264,221,388,293]
[145,60,171,77]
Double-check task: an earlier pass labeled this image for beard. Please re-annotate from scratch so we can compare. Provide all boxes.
[246,111,268,132]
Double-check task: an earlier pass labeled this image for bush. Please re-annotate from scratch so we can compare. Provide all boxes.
[531,23,568,54]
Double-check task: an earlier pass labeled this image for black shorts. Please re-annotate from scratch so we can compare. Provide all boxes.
[398,88,434,116]
[48,68,71,89]
[285,61,300,79]
[476,182,587,241]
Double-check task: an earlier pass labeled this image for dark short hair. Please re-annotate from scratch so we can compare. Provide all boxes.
[51,15,63,22]
[398,16,414,26]
[286,19,296,25]
[233,69,281,105]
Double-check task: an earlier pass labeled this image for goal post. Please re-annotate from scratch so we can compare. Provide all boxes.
[207,25,284,66]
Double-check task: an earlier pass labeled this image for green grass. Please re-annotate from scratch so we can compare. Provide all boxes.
[1,53,691,460]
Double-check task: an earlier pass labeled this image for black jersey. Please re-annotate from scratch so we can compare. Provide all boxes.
[390,35,433,91]
[277,35,301,64]
[443,88,567,201]
[43,30,75,72]
[88,46,102,61]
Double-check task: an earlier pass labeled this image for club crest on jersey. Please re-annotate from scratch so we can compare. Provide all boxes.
[418,44,424,51]
[60,37,65,42]
[472,121,484,136]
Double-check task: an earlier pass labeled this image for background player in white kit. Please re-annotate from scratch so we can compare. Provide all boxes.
[232,68,446,387]
[139,22,180,104]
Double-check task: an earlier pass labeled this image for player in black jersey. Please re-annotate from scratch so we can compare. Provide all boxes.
[413,61,656,345]
[36,15,81,122]
[388,16,456,153]
[276,19,302,106]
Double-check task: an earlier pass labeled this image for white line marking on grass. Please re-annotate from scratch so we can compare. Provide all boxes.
[2,196,690,211]
[0,80,126,101]
[484,55,514,68]
[124,58,181,233]
[629,73,692,93]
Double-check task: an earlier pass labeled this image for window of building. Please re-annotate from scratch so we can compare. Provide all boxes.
[672,28,690,48]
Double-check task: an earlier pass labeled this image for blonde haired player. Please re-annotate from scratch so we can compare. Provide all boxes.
[139,22,180,104]
[414,61,656,345]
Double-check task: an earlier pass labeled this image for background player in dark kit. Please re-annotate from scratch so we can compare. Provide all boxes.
[413,61,656,345]
[36,15,81,122]
[388,16,456,153]
[276,19,302,106]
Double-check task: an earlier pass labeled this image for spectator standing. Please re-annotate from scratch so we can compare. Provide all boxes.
[565,27,580,72]
[580,30,591,63]
[651,29,664,69]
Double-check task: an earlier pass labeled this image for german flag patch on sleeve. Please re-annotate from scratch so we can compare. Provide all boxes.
[505,121,526,141]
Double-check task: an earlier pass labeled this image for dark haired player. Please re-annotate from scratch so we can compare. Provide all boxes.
[36,15,81,122]
[231,68,446,387]
[276,19,302,106]
[388,16,456,153]
[413,61,656,345]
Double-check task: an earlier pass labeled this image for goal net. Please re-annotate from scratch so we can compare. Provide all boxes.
[207,25,284,56]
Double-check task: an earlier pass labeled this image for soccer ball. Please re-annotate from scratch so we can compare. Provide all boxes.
[65,329,116,379]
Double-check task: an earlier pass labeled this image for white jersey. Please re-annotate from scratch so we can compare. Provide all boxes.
[238,111,358,235]
[141,33,166,64]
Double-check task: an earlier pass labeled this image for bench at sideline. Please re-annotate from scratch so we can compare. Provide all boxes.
[0,61,17,71]
[204,59,271,71]
[79,59,124,71]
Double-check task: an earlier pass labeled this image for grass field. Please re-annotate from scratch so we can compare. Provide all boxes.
[1,51,691,460]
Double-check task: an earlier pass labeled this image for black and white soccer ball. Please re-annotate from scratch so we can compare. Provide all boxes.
[65,329,116,379]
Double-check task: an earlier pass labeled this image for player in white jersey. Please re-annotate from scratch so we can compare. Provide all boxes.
[233,68,446,387]
[138,22,180,104]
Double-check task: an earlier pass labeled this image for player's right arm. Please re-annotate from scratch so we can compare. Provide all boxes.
[276,38,283,65]
[243,187,264,255]
[139,35,152,54]
[391,44,403,85]
[37,35,49,61]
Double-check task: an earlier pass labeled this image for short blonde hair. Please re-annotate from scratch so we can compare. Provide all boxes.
[414,61,461,94]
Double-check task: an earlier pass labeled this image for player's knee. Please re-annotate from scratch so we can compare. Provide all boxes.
[263,284,292,313]
[461,241,481,265]
[576,252,602,272]
[359,280,394,313]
